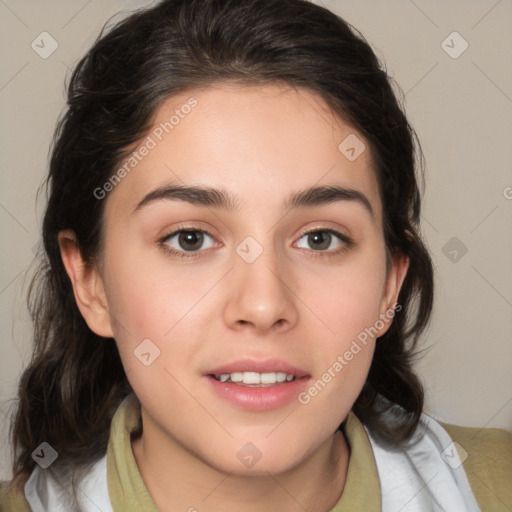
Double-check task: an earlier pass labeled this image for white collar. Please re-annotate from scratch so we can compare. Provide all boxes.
[364,411,481,511]
[24,454,113,512]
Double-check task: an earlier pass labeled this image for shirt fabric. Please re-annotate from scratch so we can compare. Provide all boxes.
[1,392,511,511]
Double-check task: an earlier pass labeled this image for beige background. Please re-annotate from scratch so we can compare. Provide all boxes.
[1,0,511,481]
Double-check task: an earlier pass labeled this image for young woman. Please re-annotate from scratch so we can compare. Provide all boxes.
[1,0,510,510]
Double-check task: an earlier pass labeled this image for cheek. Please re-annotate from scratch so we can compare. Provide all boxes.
[102,233,192,334]
[302,257,387,344]
[102,270,197,406]
[105,276,167,341]
[100,243,216,394]
[295,276,382,424]
[296,251,387,393]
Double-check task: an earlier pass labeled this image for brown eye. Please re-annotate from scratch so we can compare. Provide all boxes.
[295,228,353,257]
[176,230,205,251]
[160,228,216,257]
[306,231,331,251]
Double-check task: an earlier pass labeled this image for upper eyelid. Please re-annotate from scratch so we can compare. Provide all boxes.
[159,225,216,242]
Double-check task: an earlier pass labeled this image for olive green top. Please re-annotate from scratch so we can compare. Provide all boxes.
[2,393,511,511]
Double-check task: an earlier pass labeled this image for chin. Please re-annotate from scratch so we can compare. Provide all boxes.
[200,442,309,477]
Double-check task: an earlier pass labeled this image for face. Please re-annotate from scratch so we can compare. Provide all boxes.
[66,82,407,475]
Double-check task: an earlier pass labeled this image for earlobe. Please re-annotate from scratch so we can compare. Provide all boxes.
[377,252,410,337]
[58,229,114,338]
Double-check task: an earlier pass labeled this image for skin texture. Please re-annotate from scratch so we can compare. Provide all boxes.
[59,82,409,511]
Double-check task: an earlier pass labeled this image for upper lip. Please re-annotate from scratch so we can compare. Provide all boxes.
[206,358,310,378]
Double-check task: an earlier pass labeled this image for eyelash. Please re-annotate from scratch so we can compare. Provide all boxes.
[157,224,354,260]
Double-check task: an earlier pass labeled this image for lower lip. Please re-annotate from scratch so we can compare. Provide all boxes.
[204,375,310,411]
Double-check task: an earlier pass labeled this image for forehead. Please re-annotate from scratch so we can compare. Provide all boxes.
[106,82,382,223]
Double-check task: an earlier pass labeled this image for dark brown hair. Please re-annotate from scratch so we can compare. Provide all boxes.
[6,0,433,492]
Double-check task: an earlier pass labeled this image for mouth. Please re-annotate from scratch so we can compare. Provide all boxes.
[209,371,297,387]
[204,359,310,410]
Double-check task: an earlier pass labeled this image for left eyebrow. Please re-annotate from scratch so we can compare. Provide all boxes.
[132,182,375,219]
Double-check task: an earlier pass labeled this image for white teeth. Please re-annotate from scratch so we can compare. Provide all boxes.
[261,373,277,384]
[276,372,287,382]
[244,372,261,384]
[214,371,296,385]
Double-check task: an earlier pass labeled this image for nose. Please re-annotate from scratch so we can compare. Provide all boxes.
[222,240,299,335]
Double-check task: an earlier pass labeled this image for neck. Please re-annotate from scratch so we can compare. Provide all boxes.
[131,419,350,512]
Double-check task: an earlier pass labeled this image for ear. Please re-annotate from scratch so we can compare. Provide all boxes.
[58,229,114,338]
[376,250,409,338]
